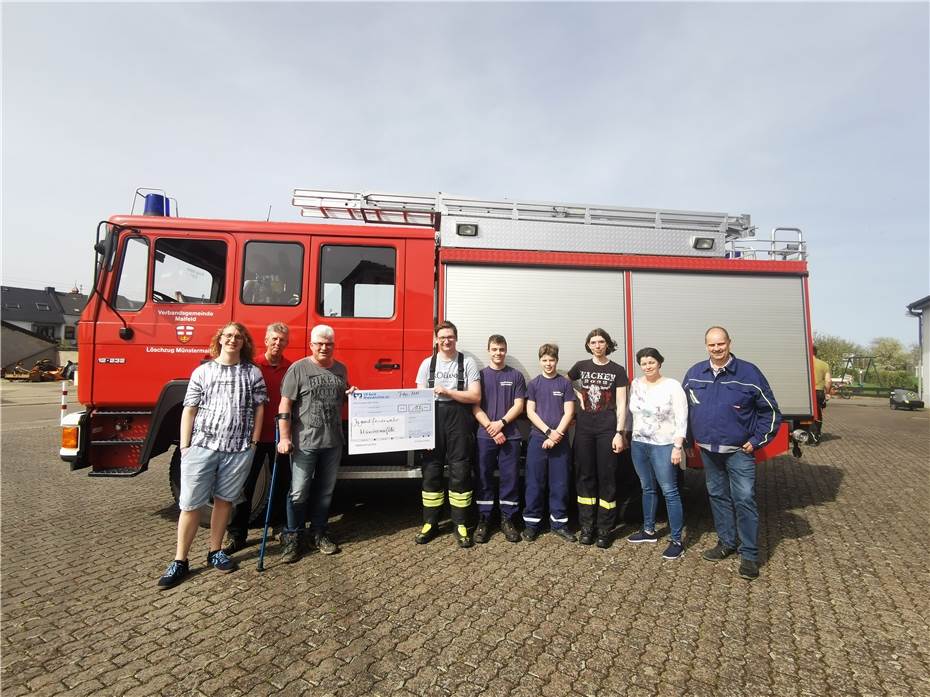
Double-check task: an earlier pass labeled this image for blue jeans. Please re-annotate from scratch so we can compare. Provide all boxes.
[700,448,758,561]
[631,441,684,543]
[285,447,341,535]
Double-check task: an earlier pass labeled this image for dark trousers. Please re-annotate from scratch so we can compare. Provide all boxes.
[811,390,827,438]
[574,428,618,534]
[523,434,571,531]
[229,442,292,535]
[421,402,474,526]
[475,437,520,520]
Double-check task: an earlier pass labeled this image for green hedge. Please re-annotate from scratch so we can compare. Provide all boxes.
[875,371,918,390]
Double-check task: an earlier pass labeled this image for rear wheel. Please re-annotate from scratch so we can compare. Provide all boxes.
[169,446,271,528]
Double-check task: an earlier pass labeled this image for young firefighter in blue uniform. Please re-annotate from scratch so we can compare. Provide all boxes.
[523,343,576,542]
[471,335,526,543]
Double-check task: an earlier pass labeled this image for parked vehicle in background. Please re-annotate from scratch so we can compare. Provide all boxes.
[889,388,924,410]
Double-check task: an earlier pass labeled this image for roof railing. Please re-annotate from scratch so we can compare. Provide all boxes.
[727,227,807,261]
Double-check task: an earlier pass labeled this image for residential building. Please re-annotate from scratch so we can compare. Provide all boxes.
[0,285,87,348]
[906,295,930,400]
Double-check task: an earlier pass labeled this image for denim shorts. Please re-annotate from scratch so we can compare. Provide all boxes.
[179,445,254,511]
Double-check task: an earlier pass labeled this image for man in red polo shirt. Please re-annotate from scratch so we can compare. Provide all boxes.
[224,322,292,554]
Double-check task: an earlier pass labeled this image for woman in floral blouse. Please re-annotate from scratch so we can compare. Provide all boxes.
[626,347,688,559]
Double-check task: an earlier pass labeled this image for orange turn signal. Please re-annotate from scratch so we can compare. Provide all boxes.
[61,427,79,449]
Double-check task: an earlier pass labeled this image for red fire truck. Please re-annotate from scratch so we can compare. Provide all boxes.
[61,188,816,512]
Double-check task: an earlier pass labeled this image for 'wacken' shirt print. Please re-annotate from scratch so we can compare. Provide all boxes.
[567,359,629,433]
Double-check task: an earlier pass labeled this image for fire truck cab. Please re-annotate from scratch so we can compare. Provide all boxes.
[62,188,816,510]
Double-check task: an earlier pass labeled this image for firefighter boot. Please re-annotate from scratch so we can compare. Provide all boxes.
[454,524,474,549]
[415,523,438,545]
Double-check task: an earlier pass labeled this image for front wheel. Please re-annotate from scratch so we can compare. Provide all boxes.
[168,446,271,528]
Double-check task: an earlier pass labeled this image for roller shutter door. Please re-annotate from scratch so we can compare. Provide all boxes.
[444,266,627,378]
[630,272,812,416]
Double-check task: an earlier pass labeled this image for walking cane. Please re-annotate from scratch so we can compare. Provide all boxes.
[257,424,284,572]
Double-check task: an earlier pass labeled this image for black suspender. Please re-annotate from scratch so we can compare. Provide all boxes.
[428,352,437,389]
[428,351,466,392]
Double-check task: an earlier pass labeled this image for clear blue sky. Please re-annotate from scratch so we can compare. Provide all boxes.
[3,2,927,347]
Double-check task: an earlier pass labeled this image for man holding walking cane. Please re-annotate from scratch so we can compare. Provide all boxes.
[276,325,356,563]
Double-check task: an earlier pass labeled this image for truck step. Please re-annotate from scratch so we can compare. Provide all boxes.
[93,410,152,416]
[91,439,146,445]
[338,466,423,480]
[88,468,145,477]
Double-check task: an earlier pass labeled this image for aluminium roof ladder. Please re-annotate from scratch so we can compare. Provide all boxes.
[291,189,754,240]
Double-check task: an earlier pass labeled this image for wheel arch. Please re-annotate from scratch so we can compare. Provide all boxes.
[139,380,189,467]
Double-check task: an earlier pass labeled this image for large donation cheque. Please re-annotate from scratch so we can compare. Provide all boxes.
[348,389,436,455]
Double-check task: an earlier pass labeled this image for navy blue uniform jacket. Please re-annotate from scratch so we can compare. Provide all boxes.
[682,355,782,452]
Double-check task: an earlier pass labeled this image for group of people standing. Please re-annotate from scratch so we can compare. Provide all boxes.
[157,318,781,590]
[415,321,781,582]
[157,321,354,589]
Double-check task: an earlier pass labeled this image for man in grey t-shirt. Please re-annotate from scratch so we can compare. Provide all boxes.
[413,320,481,548]
[277,324,354,562]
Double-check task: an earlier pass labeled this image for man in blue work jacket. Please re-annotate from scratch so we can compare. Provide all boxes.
[682,326,781,581]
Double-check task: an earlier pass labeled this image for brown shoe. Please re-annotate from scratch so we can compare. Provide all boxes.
[314,533,340,555]
[222,530,247,555]
[280,532,303,564]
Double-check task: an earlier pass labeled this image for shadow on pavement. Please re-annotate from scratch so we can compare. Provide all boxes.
[811,432,842,444]
[677,456,844,564]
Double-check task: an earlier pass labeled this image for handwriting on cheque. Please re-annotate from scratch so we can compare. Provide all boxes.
[352,415,406,438]
[347,389,435,455]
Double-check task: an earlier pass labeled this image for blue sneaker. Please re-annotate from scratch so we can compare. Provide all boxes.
[207,549,237,573]
[662,541,684,559]
[627,529,659,544]
[157,560,189,589]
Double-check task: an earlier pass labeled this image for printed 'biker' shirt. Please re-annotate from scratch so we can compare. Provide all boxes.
[567,358,629,434]
[183,360,268,452]
[281,358,349,451]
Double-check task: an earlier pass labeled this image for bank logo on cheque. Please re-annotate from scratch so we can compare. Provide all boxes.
[175,325,194,344]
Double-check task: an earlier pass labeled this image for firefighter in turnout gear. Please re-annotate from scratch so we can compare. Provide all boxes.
[414,321,481,548]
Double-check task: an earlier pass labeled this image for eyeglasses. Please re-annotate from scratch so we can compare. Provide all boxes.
[436,335,456,342]
[221,333,244,342]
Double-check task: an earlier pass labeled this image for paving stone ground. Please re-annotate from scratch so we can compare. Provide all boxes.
[2,385,929,696]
